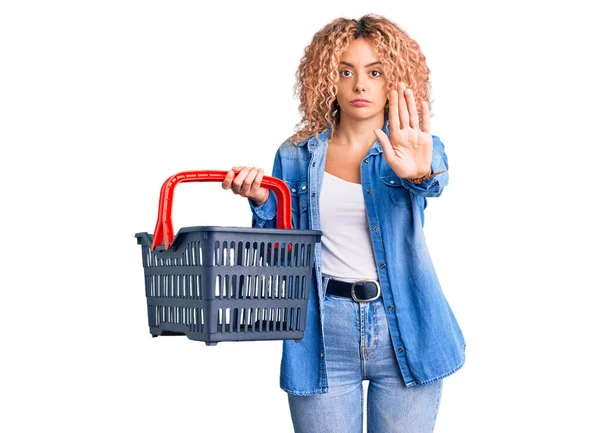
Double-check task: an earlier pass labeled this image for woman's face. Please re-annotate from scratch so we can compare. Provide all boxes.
[335,38,388,120]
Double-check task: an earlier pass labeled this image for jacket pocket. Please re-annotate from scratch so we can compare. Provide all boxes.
[284,177,309,229]
[380,172,413,208]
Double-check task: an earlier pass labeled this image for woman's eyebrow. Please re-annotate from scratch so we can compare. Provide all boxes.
[339,61,382,68]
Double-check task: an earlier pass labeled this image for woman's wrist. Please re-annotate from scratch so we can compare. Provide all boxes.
[407,167,432,183]
[252,191,270,207]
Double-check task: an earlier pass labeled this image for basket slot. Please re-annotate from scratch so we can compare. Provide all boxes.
[267,242,273,266]
[277,307,283,332]
[142,245,150,268]
[264,309,274,331]
[194,274,201,299]
[295,307,301,330]
[251,308,257,332]
[243,308,249,332]
[260,242,267,267]
[252,241,258,267]
[257,275,263,298]
[283,308,290,331]
[233,308,239,333]
[214,241,219,266]
[232,274,239,298]
[299,274,306,299]
[302,275,307,299]
[275,275,282,299]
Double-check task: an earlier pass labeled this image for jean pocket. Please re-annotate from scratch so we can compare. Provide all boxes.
[380,172,413,208]
[285,177,309,229]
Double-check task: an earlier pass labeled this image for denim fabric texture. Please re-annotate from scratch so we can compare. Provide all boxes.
[248,113,466,395]
[287,275,443,432]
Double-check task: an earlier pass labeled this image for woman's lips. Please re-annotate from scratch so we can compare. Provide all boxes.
[350,100,370,106]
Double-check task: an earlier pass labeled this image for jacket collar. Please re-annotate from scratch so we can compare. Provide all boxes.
[301,113,390,157]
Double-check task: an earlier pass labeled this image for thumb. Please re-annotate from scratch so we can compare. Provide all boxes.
[374,129,395,166]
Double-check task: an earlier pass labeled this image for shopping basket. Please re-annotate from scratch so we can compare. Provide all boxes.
[134,170,322,346]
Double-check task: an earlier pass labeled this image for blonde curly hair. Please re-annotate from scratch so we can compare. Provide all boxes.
[288,13,434,145]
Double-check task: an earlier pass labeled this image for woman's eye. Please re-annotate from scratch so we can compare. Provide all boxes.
[339,69,381,78]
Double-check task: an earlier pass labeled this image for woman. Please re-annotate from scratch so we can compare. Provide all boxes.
[222,14,466,433]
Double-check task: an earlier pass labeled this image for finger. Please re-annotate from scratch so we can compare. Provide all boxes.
[232,166,250,194]
[421,100,430,134]
[388,89,400,133]
[241,167,258,196]
[222,169,235,189]
[375,129,399,167]
[254,168,264,189]
[228,166,245,185]
[397,82,409,129]
[252,168,266,200]
[405,87,418,129]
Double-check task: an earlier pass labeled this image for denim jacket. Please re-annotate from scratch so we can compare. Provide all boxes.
[248,113,466,395]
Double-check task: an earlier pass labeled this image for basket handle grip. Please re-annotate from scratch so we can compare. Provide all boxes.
[150,170,292,251]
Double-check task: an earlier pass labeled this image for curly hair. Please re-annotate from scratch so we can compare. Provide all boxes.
[288,13,434,145]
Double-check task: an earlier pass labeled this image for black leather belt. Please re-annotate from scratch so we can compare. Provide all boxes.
[325,278,381,302]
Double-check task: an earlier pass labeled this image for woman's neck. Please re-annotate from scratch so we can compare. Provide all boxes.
[329,111,385,152]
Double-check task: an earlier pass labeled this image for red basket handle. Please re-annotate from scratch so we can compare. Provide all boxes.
[150,170,292,251]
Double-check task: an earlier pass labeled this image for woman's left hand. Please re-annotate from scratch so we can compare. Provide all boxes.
[374,82,433,179]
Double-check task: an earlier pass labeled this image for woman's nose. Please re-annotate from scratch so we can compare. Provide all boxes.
[354,77,366,92]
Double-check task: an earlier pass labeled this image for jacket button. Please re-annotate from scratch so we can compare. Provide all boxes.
[312,192,315,197]
[389,180,395,184]
[320,352,324,358]
[380,264,386,268]
[301,185,307,190]
[373,226,379,232]
[364,160,368,164]
[398,347,404,353]
[291,188,297,192]
[388,305,394,311]
[366,189,371,194]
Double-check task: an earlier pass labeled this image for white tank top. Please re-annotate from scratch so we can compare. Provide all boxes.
[319,171,379,282]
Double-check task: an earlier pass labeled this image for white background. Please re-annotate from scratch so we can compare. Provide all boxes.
[1,1,598,432]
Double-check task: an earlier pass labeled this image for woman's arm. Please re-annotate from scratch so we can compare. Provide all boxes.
[247,147,283,228]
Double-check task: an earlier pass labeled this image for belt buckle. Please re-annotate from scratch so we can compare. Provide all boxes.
[350,279,381,303]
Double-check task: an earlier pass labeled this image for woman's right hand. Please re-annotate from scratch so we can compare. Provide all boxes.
[222,166,270,206]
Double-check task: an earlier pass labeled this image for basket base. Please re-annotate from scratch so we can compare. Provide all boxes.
[148,325,305,345]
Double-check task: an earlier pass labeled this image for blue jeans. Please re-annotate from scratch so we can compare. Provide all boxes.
[287,276,443,433]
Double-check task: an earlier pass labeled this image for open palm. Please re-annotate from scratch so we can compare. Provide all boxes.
[374,82,433,179]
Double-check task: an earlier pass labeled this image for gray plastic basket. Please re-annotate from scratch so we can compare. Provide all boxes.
[134,170,322,346]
